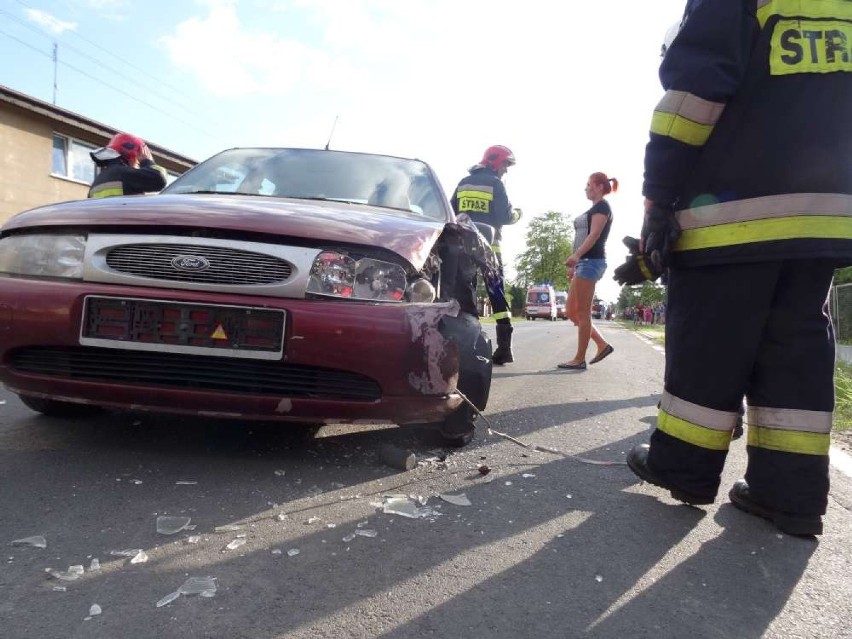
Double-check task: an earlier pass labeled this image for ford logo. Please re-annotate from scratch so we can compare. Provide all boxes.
[171,255,211,271]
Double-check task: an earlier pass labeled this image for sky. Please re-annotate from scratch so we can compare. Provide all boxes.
[0,0,687,303]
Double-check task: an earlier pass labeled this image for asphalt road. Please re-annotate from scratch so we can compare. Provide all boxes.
[1,319,851,639]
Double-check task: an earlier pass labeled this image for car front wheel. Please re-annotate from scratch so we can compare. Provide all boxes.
[18,395,102,418]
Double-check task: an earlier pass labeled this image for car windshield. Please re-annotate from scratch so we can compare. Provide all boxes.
[163,148,450,222]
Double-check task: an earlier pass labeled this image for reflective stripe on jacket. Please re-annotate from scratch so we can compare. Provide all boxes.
[644,0,852,267]
[450,167,514,239]
[88,158,168,198]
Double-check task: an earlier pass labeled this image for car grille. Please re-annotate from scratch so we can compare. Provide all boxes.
[9,347,381,401]
[105,244,293,285]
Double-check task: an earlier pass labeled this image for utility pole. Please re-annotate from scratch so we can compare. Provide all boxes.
[52,42,58,105]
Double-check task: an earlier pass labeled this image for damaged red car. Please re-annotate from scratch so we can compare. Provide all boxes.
[0,148,492,445]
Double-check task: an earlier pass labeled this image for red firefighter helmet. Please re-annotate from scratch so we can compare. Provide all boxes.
[107,133,146,166]
[480,145,516,172]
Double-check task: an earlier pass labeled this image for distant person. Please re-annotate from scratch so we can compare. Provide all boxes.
[450,145,522,365]
[88,133,167,198]
[558,172,618,370]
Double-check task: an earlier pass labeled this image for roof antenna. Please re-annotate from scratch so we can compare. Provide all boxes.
[324,115,339,151]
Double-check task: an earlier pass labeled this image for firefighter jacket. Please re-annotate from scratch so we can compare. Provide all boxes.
[450,166,521,245]
[643,0,852,269]
[88,158,168,198]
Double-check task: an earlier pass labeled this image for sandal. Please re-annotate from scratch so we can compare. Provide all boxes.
[589,344,614,365]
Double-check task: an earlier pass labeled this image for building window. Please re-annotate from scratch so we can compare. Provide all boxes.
[51,133,96,184]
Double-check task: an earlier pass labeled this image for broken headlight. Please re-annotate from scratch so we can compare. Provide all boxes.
[307,251,407,302]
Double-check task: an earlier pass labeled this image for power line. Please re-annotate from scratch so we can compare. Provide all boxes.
[0,29,225,143]
[0,6,198,116]
[10,0,200,106]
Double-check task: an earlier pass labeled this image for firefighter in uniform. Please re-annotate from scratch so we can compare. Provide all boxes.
[616,0,852,536]
[88,133,167,198]
[450,145,522,365]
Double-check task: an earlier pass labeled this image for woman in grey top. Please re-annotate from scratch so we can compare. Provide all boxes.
[558,172,617,370]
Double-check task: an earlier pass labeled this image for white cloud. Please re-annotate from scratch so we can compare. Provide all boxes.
[25,9,77,34]
[160,1,359,97]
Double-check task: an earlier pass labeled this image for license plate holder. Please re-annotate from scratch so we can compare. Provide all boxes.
[80,296,285,360]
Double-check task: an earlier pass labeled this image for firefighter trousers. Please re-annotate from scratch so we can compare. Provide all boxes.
[487,241,511,323]
[648,259,835,517]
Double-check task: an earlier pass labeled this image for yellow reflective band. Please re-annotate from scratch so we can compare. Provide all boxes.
[748,425,830,455]
[661,390,739,431]
[677,193,852,230]
[637,255,654,280]
[491,244,501,253]
[656,91,725,126]
[650,111,714,146]
[657,410,732,451]
[771,19,852,75]
[675,215,852,251]
[748,405,832,434]
[491,311,511,320]
[456,190,494,201]
[757,0,852,27]
[91,187,124,198]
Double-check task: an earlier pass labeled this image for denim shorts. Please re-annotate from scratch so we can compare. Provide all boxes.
[574,258,607,281]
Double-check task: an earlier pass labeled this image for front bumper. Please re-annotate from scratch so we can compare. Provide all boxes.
[0,277,466,423]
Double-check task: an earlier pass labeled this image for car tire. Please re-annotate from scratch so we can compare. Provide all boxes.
[18,395,102,418]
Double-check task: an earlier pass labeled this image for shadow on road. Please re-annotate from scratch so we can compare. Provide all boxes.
[0,402,813,639]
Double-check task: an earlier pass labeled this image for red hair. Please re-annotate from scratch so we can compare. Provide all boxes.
[590,172,619,195]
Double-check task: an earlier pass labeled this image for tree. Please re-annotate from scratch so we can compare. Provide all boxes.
[514,210,574,291]
[506,282,526,314]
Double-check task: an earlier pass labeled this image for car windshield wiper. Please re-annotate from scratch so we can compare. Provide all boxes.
[176,190,273,196]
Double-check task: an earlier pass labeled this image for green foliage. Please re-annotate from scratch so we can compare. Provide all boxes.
[506,282,526,313]
[835,362,852,432]
[616,281,667,310]
[513,210,573,290]
[835,267,852,285]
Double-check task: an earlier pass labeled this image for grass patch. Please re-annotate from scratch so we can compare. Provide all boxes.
[835,362,852,432]
[616,319,665,345]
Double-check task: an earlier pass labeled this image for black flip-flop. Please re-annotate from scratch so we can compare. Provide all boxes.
[589,344,614,365]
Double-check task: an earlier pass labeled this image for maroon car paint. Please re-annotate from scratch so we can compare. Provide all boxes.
[0,277,465,422]
[3,194,447,270]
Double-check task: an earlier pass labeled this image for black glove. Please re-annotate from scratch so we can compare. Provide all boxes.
[641,204,681,272]
[622,235,640,255]
[613,253,659,286]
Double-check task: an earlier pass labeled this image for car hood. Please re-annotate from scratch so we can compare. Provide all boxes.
[5,194,449,269]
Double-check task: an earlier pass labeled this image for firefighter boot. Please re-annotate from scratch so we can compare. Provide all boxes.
[492,323,514,365]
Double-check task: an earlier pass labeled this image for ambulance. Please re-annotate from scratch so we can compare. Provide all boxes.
[524,284,557,321]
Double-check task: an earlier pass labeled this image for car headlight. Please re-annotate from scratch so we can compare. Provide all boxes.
[406,278,436,303]
[307,251,407,302]
[0,234,86,279]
